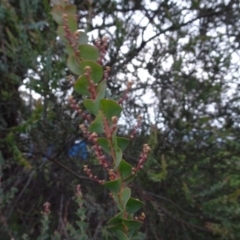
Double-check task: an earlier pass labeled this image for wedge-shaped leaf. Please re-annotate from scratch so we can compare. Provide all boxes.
[132,232,146,240]
[74,75,90,96]
[107,211,124,225]
[121,187,131,209]
[123,174,136,185]
[89,112,104,133]
[67,55,81,75]
[57,29,88,48]
[84,99,99,115]
[66,44,74,55]
[79,44,99,61]
[111,128,118,150]
[112,193,123,211]
[138,232,146,240]
[68,59,103,81]
[77,31,88,45]
[122,219,142,237]
[115,147,122,169]
[116,230,128,240]
[79,61,103,83]
[126,198,144,214]
[96,80,106,101]
[51,5,76,25]
[100,99,122,122]
[67,14,77,32]
[64,5,76,14]
[103,178,121,193]
[107,222,125,233]
[119,159,133,180]
[56,26,66,42]
[119,164,136,187]
[97,138,110,154]
[89,80,106,113]
[117,137,130,151]
[51,7,64,25]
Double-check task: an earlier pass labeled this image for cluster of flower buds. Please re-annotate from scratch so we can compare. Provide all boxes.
[104,66,111,81]
[102,116,112,139]
[68,95,82,113]
[108,169,117,181]
[102,115,119,141]
[42,202,51,215]
[95,37,109,65]
[84,66,97,100]
[68,96,92,121]
[83,165,105,184]
[88,132,98,143]
[118,81,134,105]
[110,116,118,134]
[130,115,142,139]
[134,212,146,222]
[88,133,109,170]
[131,143,151,175]
[62,14,79,55]
[79,127,110,169]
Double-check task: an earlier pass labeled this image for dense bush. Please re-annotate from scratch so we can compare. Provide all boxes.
[1,0,240,239]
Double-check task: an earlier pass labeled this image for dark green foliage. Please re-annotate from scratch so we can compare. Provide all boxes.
[1,0,240,239]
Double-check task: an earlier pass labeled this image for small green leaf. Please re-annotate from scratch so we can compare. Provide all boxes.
[77,31,88,45]
[107,223,125,233]
[119,160,133,180]
[103,178,121,193]
[66,44,74,55]
[122,187,131,209]
[67,55,81,75]
[74,75,90,96]
[116,230,128,240]
[84,87,106,114]
[117,137,130,151]
[67,14,77,32]
[96,80,106,101]
[64,5,76,14]
[122,219,142,237]
[100,99,122,121]
[67,59,103,80]
[56,26,66,42]
[112,193,123,211]
[51,7,64,25]
[107,211,124,225]
[122,174,136,185]
[126,198,144,214]
[115,147,123,169]
[83,99,99,115]
[51,5,76,25]
[111,128,118,151]
[79,61,103,83]
[97,138,110,154]
[57,28,88,48]
[79,44,99,61]
[89,112,104,133]
[132,232,146,240]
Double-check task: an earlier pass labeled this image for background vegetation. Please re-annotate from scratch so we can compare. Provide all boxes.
[1,0,240,239]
